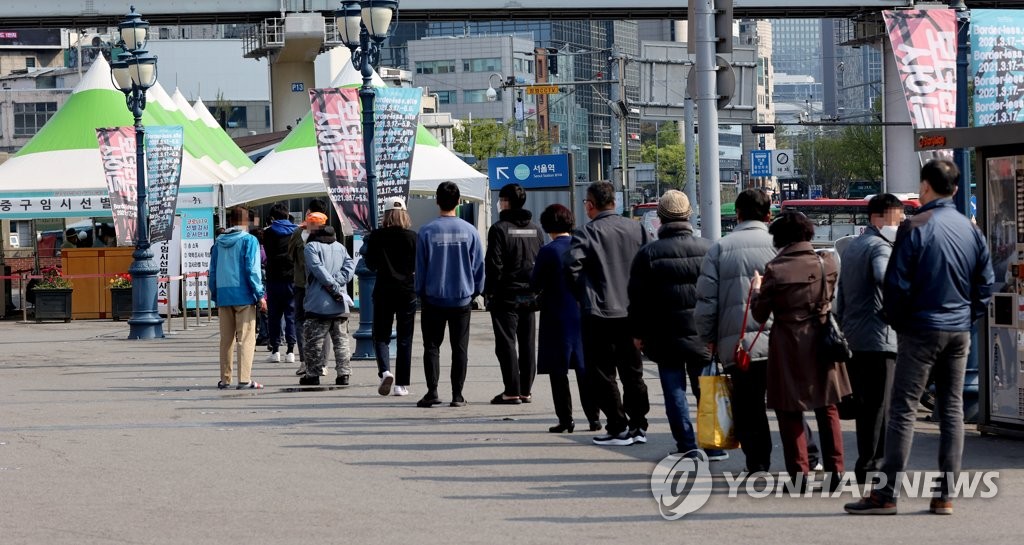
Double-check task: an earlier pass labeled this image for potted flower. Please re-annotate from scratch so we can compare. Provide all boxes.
[109,273,133,321]
[32,266,74,323]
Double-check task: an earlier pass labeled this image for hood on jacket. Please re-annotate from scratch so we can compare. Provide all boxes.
[267,219,297,237]
[499,208,534,228]
[216,227,248,248]
[657,221,694,238]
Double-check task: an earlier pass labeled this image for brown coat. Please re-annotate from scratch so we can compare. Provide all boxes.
[751,242,852,411]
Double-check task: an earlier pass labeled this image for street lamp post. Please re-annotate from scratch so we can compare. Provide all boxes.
[336,0,399,359]
[110,6,162,340]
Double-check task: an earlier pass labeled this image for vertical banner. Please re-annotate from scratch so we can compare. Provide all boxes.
[182,211,214,308]
[970,10,1024,127]
[883,9,957,160]
[96,127,138,246]
[157,216,182,316]
[145,126,185,243]
[373,87,421,220]
[309,87,369,232]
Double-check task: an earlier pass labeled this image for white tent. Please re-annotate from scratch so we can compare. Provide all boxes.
[220,63,486,207]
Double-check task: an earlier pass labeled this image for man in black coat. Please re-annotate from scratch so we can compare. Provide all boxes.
[628,190,725,460]
[485,183,545,405]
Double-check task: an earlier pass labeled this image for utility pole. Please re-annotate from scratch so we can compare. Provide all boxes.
[619,53,629,207]
[695,0,721,240]
[684,95,698,215]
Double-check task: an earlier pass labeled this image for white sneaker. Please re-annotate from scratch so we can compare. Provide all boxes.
[267,352,281,363]
[378,371,395,396]
[285,352,296,364]
[392,385,409,396]
[320,367,327,376]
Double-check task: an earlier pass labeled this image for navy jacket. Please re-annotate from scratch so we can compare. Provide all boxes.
[883,198,994,332]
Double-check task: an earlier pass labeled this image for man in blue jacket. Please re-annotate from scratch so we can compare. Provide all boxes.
[846,159,994,516]
[415,181,485,408]
[210,206,267,390]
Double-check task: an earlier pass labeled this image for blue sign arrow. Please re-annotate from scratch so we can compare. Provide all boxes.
[750,150,772,177]
[488,154,571,190]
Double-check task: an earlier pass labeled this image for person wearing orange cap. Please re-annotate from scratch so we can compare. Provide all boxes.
[287,199,329,376]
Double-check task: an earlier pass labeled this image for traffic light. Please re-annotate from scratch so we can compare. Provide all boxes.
[547,48,558,76]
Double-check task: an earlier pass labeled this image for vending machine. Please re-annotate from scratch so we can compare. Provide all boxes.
[917,123,1024,435]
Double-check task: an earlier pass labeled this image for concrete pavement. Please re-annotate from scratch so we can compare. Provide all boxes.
[0,312,1020,544]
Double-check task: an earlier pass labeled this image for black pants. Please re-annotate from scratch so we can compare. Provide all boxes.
[730,359,773,472]
[421,302,471,398]
[848,351,896,483]
[550,370,600,425]
[373,297,417,386]
[293,286,306,361]
[581,316,649,435]
[490,307,537,397]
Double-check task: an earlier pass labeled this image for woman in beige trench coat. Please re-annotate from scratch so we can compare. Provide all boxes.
[751,212,852,484]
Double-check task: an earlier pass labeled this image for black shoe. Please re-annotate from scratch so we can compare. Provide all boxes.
[336,375,350,386]
[417,394,443,408]
[844,492,897,515]
[450,396,468,407]
[589,420,602,432]
[549,421,575,433]
[299,376,320,386]
[520,394,532,403]
[490,394,522,405]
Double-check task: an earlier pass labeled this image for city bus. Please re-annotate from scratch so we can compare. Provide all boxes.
[630,202,740,239]
[780,196,921,246]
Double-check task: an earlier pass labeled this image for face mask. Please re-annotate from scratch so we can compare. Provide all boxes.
[301,230,310,242]
[880,225,898,242]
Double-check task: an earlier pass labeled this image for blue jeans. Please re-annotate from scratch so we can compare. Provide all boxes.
[659,364,698,453]
[266,280,296,353]
[879,330,969,501]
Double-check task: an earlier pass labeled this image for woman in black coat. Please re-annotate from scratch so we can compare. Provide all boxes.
[531,204,600,433]
[363,197,417,397]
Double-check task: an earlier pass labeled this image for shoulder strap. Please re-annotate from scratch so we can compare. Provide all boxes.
[817,255,831,308]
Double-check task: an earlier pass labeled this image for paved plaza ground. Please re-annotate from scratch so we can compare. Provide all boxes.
[0,312,1020,544]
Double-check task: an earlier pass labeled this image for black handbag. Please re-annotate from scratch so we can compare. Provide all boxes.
[817,256,853,364]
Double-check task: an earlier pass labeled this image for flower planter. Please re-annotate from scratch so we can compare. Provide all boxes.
[110,287,133,321]
[33,288,73,323]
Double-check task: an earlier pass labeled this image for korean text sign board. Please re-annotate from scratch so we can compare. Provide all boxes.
[487,154,571,190]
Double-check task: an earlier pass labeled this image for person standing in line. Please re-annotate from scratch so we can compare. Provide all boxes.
[531,204,601,433]
[485,183,545,405]
[363,196,418,397]
[695,188,777,472]
[628,190,728,460]
[288,199,330,376]
[835,193,904,484]
[414,181,485,408]
[565,181,650,446]
[210,206,267,390]
[750,212,851,486]
[846,159,993,516]
[263,203,299,363]
[62,229,80,249]
[299,224,356,386]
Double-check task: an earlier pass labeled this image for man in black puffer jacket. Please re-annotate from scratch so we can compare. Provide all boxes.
[628,190,725,459]
[485,183,546,405]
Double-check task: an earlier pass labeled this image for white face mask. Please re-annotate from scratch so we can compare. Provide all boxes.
[880,225,898,241]
[301,230,310,242]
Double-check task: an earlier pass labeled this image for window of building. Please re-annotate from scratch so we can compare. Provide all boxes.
[206,105,248,128]
[463,58,501,73]
[13,102,57,137]
[415,59,456,75]
[264,105,271,128]
[436,90,456,104]
[513,58,534,75]
[25,57,36,68]
[464,89,497,103]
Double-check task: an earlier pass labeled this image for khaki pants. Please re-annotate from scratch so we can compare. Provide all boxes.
[219,304,257,384]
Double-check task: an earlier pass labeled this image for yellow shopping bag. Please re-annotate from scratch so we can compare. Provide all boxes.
[697,371,740,450]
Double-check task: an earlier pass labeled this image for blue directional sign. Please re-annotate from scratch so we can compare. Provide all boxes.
[750,150,772,177]
[488,154,570,190]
